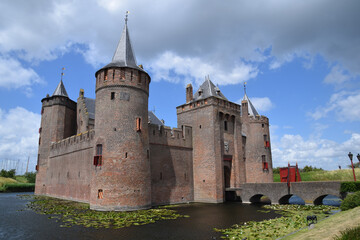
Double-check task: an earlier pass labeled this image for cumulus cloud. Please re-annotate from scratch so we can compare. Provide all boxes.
[323,65,352,86]
[309,91,360,121]
[0,56,42,93]
[148,51,258,86]
[272,133,360,170]
[0,0,359,87]
[250,97,274,112]
[0,107,41,173]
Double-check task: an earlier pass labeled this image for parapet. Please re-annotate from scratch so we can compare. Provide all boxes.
[49,130,95,157]
[177,96,241,115]
[149,124,192,149]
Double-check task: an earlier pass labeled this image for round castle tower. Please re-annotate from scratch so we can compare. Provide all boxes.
[35,80,77,195]
[90,16,152,211]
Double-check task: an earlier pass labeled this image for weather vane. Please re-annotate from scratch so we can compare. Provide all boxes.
[61,67,65,81]
[125,11,129,23]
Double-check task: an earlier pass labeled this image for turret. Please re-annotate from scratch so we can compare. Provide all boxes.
[240,87,273,183]
[35,80,76,195]
[90,15,152,211]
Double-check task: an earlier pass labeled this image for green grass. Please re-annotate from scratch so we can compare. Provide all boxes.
[283,206,360,240]
[274,169,360,182]
[0,176,34,192]
[333,225,360,240]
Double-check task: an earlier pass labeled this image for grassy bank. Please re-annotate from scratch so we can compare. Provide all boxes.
[215,205,337,239]
[0,176,35,192]
[274,168,360,182]
[284,206,360,240]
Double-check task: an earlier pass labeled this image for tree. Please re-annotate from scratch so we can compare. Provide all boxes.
[24,172,36,183]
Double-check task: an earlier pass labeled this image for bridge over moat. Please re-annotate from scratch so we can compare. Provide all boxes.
[227,181,342,205]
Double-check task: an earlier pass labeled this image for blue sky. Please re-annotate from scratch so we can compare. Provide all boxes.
[0,0,360,173]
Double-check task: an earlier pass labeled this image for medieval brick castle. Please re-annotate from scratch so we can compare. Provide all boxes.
[35,18,273,211]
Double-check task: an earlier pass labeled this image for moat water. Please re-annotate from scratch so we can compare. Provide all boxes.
[0,192,340,240]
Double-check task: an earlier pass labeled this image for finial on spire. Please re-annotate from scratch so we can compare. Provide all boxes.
[125,11,129,24]
[61,67,65,81]
[244,82,247,95]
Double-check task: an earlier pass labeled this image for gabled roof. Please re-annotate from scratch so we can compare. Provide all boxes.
[193,76,227,101]
[243,93,259,116]
[52,80,68,97]
[148,111,164,126]
[98,18,145,73]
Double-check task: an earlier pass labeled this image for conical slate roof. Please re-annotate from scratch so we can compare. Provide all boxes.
[99,18,145,73]
[193,76,227,101]
[52,80,68,97]
[243,93,259,116]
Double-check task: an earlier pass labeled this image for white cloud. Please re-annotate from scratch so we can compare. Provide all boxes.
[323,65,351,85]
[148,51,258,86]
[0,107,41,173]
[309,91,360,121]
[272,133,360,170]
[250,97,274,112]
[0,56,42,94]
[0,0,359,85]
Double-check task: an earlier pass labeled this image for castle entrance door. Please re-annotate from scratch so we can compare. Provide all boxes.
[223,156,232,188]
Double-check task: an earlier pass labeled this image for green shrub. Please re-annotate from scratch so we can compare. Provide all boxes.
[333,225,360,240]
[0,169,16,179]
[340,191,360,211]
[340,182,360,193]
[24,172,36,183]
[1,183,35,192]
[273,167,280,174]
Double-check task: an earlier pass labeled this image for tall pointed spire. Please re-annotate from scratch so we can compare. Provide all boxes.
[52,67,68,97]
[52,80,68,97]
[100,11,144,72]
[243,88,259,117]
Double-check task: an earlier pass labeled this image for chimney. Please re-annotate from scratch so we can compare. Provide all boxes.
[186,84,193,103]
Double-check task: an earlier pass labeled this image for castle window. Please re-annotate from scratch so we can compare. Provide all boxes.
[93,144,103,166]
[262,155,268,170]
[136,117,141,132]
[264,135,268,141]
[153,129,155,135]
[120,69,125,80]
[104,69,108,81]
[125,152,128,158]
[199,125,202,129]
[112,69,115,80]
[160,172,163,180]
[224,121,228,131]
[98,189,103,199]
[262,123,265,128]
[131,71,133,81]
[147,149,149,159]
[39,137,41,145]
[39,127,42,133]
[111,92,115,100]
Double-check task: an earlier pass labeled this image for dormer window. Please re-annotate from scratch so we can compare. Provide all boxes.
[198,88,203,96]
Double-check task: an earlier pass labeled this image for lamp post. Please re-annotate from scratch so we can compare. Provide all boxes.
[348,152,356,182]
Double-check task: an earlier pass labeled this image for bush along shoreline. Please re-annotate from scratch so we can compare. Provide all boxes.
[0,183,35,192]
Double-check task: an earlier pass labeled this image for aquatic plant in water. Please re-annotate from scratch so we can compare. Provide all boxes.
[214,204,338,240]
[20,195,188,229]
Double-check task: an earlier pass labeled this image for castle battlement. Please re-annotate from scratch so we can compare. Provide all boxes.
[176,97,241,115]
[50,130,95,157]
[149,124,192,149]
